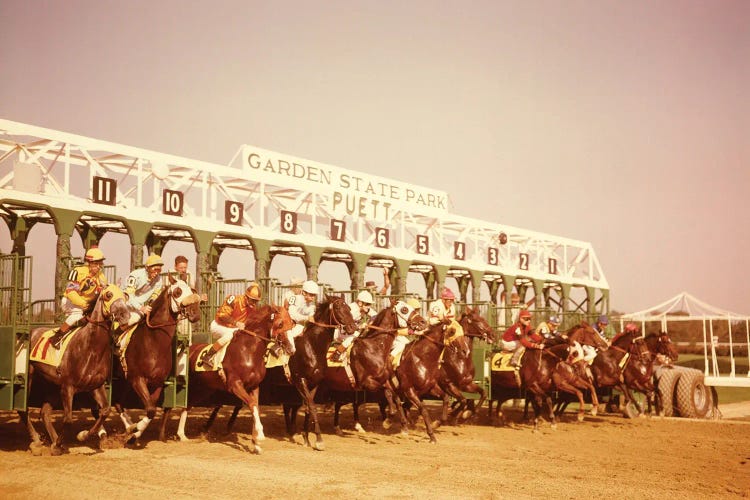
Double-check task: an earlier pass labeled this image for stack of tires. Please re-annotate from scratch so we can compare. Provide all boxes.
[654,365,717,418]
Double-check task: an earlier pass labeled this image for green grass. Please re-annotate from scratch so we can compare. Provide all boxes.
[677,354,750,404]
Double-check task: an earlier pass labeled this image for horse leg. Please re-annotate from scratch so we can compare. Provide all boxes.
[40,402,61,453]
[296,378,323,451]
[333,401,345,436]
[228,379,261,454]
[249,389,264,441]
[462,383,485,421]
[618,382,643,416]
[159,407,172,442]
[50,384,75,454]
[557,382,586,423]
[20,408,45,455]
[352,399,366,433]
[443,383,468,424]
[76,385,111,445]
[204,405,221,434]
[404,387,437,444]
[227,405,241,433]
[587,382,599,417]
[128,378,161,441]
[176,407,190,441]
[283,404,300,442]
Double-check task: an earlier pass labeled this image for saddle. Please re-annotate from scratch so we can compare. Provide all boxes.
[30,327,82,367]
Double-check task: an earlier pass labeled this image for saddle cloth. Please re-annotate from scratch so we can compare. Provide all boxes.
[491,351,515,372]
[326,344,347,368]
[265,341,289,368]
[194,343,230,372]
[30,328,81,367]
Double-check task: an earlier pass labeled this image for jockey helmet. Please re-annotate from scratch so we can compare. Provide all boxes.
[548,315,560,324]
[245,282,261,301]
[406,298,421,310]
[597,314,609,325]
[356,290,374,304]
[519,309,532,320]
[625,322,638,333]
[145,254,164,267]
[84,247,105,262]
[302,280,319,295]
[440,288,456,300]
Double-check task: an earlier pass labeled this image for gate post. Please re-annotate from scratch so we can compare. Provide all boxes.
[431,264,449,299]
[350,252,369,290]
[469,270,484,303]
[304,245,324,282]
[560,283,572,314]
[392,259,411,295]
[532,279,545,309]
[50,208,81,319]
[126,220,153,270]
[501,274,516,326]
[586,286,596,316]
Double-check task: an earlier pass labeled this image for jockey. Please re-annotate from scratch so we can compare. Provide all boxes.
[502,309,544,367]
[50,246,107,348]
[535,315,562,341]
[199,282,262,369]
[331,290,376,362]
[582,314,610,363]
[429,287,464,337]
[283,280,319,355]
[390,298,422,359]
[610,322,639,346]
[121,254,165,330]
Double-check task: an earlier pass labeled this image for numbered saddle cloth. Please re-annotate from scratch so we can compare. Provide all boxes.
[194,343,229,372]
[490,351,515,372]
[30,328,81,367]
[265,341,289,368]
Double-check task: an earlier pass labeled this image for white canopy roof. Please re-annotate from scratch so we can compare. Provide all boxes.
[621,292,748,321]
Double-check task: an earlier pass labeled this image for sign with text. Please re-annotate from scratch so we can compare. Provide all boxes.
[242,145,449,221]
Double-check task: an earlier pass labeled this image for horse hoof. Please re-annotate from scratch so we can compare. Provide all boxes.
[177,434,190,442]
[577,413,584,422]
[29,442,45,456]
[256,432,266,442]
[354,423,365,433]
[429,437,437,444]
[313,442,325,451]
[334,428,344,437]
[382,418,392,430]
[76,430,89,442]
[50,445,66,456]
[590,408,598,417]
[253,445,262,455]
[461,410,473,420]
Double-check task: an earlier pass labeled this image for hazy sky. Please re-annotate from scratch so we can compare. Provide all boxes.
[1,0,748,314]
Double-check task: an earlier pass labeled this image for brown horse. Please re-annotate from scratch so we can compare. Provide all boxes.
[393,320,452,443]
[173,304,293,453]
[286,295,357,450]
[112,276,201,443]
[591,330,652,416]
[437,307,495,424]
[645,331,679,365]
[22,285,131,455]
[322,300,427,435]
[490,322,607,430]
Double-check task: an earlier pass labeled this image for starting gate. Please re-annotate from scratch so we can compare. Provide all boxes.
[0,253,31,411]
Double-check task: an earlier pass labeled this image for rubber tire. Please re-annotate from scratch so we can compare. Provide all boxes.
[656,368,680,417]
[676,370,712,419]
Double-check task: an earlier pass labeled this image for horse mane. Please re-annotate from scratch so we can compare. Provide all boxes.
[313,296,333,320]
[360,307,396,339]
[244,304,273,331]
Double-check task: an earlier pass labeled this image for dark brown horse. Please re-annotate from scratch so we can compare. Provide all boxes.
[322,300,427,435]
[393,320,453,443]
[490,322,607,430]
[112,276,201,443]
[437,307,494,424]
[591,330,652,416]
[286,295,357,450]
[173,304,293,453]
[22,285,131,454]
[645,331,679,365]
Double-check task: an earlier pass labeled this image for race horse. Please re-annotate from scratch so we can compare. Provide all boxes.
[590,330,652,416]
[393,319,455,443]
[322,300,427,435]
[285,295,357,450]
[174,304,293,453]
[436,307,495,424]
[489,322,608,430]
[112,275,201,443]
[22,284,131,455]
[645,331,679,365]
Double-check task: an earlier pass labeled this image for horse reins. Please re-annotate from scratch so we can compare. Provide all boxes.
[309,298,349,329]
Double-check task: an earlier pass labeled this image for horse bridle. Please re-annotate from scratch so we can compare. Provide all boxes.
[309,297,351,329]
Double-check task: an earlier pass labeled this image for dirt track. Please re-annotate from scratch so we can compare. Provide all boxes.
[1,404,749,499]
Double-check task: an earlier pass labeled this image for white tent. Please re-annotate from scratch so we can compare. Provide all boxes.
[619,292,750,387]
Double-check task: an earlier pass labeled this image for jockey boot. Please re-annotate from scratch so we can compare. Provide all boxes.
[509,345,525,368]
[50,322,72,349]
[270,341,284,358]
[330,343,347,363]
[197,344,219,370]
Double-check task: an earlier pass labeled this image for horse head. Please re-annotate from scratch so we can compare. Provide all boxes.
[270,304,295,352]
[98,284,131,326]
[656,332,680,362]
[394,300,427,332]
[165,275,202,322]
[318,294,357,335]
[571,321,609,350]
[459,306,495,343]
